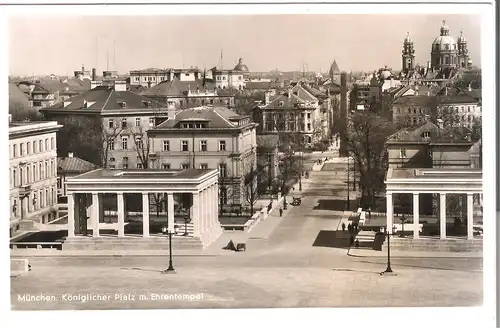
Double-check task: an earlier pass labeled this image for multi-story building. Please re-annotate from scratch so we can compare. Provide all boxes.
[39,82,170,169]
[9,119,62,236]
[391,95,436,126]
[147,106,258,206]
[437,86,481,128]
[210,58,250,90]
[140,77,235,110]
[129,68,202,88]
[252,83,325,148]
[349,81,371,112]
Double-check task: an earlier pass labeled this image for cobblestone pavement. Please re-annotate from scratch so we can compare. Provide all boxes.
[10,161,483,310]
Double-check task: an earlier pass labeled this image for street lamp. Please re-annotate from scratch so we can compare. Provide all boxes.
[368,206,372,219]
[346,154,350,210]
[161,226,176,274]
[380,225,397,276]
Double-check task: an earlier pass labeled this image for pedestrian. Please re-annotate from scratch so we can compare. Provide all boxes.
[341,222,346,232]
[347,223,352,234]
[355,239,360,249]
[349,235,354,247]
[279,208,283,217]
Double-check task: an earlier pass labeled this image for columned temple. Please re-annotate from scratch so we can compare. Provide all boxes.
[385,168,482,240]
[64,169,221,249]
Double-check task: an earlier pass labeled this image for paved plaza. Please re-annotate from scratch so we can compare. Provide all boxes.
[11,158,483,310]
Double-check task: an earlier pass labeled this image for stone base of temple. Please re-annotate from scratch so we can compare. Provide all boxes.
[381,237,483,252]
[200,224,224,248]
[62,235,206,251]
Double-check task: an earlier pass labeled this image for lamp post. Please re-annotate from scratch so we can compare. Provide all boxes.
[368,206,372,220]
[346,154,350,210]
[380,225,397,276]
[299,150,303,191]
[161,226,176,274]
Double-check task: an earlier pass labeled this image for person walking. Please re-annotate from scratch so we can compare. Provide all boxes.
[279,208,283,217]
[347,223,352,235]
[341,222,346,232]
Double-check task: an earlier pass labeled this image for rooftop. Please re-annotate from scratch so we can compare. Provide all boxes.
[387,167,482,180]
[57,156,96,173]
[387,121,474,144]
[70,168,215,181]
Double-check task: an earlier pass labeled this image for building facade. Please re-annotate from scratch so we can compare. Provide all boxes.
[147,106,258,206]
[129,68,202,88]
[9,120,62,236]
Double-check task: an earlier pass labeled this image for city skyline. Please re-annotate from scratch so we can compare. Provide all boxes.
[9,14,481,77]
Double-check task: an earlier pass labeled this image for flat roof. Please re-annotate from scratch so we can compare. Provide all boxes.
[72,168,215,180]
[387,168,482,180]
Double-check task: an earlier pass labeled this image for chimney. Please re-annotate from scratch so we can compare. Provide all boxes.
[444,87,448,96]
[468,83,472,92]
[92,68,96,81]
[288,87,292,99]
[427,61,431,69]
[68,152,74,158]
[264,90,270,105]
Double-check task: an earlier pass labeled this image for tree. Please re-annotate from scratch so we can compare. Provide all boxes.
[9,102,41,122]
[345,112,399,207]
[277,149,300,195]
[242,161,261,215]
[101,119,124,168]
[131,125,151,169]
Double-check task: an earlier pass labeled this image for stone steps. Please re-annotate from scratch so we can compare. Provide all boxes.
[382,238,483,252]
[62,236,204,251]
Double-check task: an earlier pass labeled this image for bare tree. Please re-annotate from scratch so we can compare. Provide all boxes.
[242,161,261,215]
[101,119,124,168]
[345,111,399,207]
[131,125,151,169]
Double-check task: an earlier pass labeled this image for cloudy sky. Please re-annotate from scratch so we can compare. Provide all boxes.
[9,14,481,76]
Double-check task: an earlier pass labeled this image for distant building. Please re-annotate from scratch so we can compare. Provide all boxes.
[437,86,481,128]
[252,83,327,148]
[147,106,258,206]
[210,58,250,90]
[39,83,170,169]
[129,68,202,88]
[140,77,235,110]
[57,153,96,197]
[9,119,62,236]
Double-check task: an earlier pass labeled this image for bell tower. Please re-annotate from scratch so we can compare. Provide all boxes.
[457,31,470,68]
[402,32,415,74]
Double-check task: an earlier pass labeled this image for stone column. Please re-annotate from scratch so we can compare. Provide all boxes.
[167,192,174,233]
[413,193,420,239]
[201,189,206,235]
[467,193,474,240]
[117,192,125,237]
[92,193,100,237]
[386,192,393,232]
[67,192,75,238]
[142,192,150,237]
[192,192,200,237]
[439,193,447,239]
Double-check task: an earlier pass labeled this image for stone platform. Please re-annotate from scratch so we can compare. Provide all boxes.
[62,236,204,251]
[382,237,483,252]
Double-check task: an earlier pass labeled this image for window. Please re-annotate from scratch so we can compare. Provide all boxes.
[20,143,24,156]
[123,164,128,169]
[27,142,31,155]
[107,119,114,129]
[39,163,43,180]
[181,163,190,169]
[109,164,116,169]
[109,138,115,150]
[137,163,143,169]
[45,139,49,151]
[279,101,284,107]
[162,141,170,151]
[181,140,189,152]
[13,169,16,186]
[51,137,54,150]
[422,131,430,139]
[210,99,214,105]
[307,123,311,131]
[33,141,37,153]
[122,136,128,150]
[185,73,190,77]
[218,163,227,177]
[200,164,208,169]
[32,164,35,182]
[135,118,141,127]
[13,144,17,157]
[400,148,407,158]
[200,140,207,151]
[307,113,311,119]
[135,136,143,149]
[223,76,226,81]
[219,140,226,151]
[134,77,139,82]
[238,76,242,80]
[149,117,155,127]
[121,118,127,128]
[160,77,165,81]
[162,164,171,169]
[45,162,48,178]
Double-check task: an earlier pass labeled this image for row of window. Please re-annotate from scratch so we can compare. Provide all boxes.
[265,123,312,132]
[11,137,55,158]
[108,117,156,129]
[268,112,312,120]
[215,76,243,81]
[11,187,57,216]
[10,160,56,188]
[441,105,480,113]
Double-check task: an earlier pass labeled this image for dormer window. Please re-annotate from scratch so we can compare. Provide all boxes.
[120,101,127,108]
[422,131,431,139]
[400,148,407,158]
[279,101,284,107]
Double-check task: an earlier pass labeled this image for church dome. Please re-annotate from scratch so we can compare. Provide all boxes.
[432,20,457,51]
[380,66,392,79]
[233,58,249,72]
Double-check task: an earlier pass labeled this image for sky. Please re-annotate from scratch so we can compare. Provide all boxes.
[8,14,481,77]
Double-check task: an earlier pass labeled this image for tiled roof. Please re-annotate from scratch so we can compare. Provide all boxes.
[57,156,96,173]
[245,81,273,90]
[45,86,166,111]
[9,82,31,106]
[140,77,216,97]
[392,95,435,106]
[301,84,327,98]
[387,121,473,144]
[153,106,245,129]
[438,94,479,104]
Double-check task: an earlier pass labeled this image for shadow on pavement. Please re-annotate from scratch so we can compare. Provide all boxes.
[313,199,357,211]
[121,267,164,273]
[356,260,483,273]
[331,268,381,275]
[312,230,350,248]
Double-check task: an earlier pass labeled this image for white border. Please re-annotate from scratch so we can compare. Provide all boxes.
[1,2,496,328]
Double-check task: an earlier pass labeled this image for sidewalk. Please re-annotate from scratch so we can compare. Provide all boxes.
[10,248,218,257]
[347,248,483,258]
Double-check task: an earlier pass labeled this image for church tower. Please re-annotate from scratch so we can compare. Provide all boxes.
[402,32,415,74]
[457,31,470,68]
